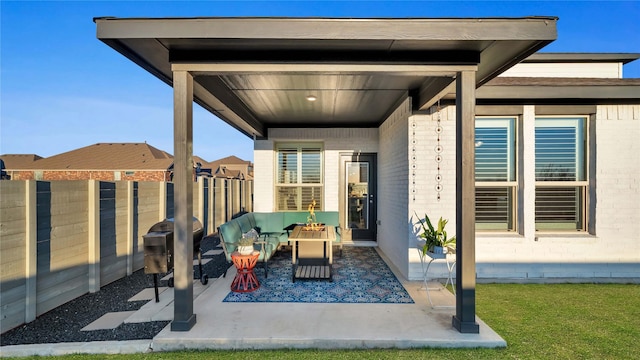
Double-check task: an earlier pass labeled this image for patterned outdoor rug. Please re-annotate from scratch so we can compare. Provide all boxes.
[223,246,414,304]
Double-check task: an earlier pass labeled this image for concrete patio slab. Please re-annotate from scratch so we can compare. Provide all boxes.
[151,248,507,350]
[0,246,506,356]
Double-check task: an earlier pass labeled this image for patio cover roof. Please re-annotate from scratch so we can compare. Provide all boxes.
[94,17,558,138]
[94,16,558,334]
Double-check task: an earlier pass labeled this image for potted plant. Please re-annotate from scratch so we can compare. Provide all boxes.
[237,230,258,255]
[415,212,456,258]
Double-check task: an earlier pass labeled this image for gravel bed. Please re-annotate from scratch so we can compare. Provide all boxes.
[0,235,229,346]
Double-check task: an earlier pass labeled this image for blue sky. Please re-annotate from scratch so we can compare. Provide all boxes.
[1,1,638,163]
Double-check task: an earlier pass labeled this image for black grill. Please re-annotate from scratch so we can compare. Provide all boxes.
[142,217,208,302]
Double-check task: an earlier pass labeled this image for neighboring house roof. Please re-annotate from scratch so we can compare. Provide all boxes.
[0,154,45,169]
[208,155,251,169]
[193,155,210,166]
[213,166,245,180]
[18,143,174,170]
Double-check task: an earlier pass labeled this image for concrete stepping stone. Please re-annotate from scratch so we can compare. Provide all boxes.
[81,311,136,331]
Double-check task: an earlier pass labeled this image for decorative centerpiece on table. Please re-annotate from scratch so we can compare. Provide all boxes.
[238,229,258,255]
[303,199,324,231]
[415,212,456,257]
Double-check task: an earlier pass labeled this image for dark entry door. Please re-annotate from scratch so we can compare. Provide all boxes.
[340,153,377,241]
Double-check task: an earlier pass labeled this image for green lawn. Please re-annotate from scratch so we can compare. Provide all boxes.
[14,284,640,359]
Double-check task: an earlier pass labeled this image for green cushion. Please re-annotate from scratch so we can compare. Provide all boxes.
[315,211,341,241]
[283,212,308,227]
[254,212,285,233]
[246,213,257,229]
[218,220,241,256]
[236,214,253,233]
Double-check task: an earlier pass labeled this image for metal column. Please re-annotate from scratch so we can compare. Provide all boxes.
[171,70,196,331]
[453,70,480,333]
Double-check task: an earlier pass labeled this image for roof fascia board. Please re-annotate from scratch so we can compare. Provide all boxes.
[95,17,558,41]
[169,49,481,64]
[171,63,477,76]
[473,104,599,115]
[477,85,640,100]
[525,53,640,64]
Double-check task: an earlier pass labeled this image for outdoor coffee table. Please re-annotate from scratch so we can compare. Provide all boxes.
[230,251,260,292]
[289,225,335,282]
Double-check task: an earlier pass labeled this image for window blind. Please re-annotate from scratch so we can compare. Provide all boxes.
[534,117,587,231]
[275,144,323,211]
[475,118,516,231]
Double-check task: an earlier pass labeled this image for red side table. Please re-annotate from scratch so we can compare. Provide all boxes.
[230,251,260,292]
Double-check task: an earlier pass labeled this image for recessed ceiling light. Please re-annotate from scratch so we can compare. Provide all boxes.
[306,95,317,102]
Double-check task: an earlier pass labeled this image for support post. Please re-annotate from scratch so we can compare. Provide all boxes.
[171,69,196,331]
[453,70,480,333]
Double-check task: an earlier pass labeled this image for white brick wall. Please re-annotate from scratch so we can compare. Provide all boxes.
[473,104,640,280]
[378,98,411,275]
[593,105,640,259]
[406,105,459,280]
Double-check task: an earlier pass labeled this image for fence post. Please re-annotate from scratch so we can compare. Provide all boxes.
[197,177,205,225]
[226,180,232,221]
[240,180,245,212]
[88,180,100,293]
[207,177,214,234]
[159,181,167,221]
[214,178,225,229]
[25,180,37,323]
[126,181,134,276]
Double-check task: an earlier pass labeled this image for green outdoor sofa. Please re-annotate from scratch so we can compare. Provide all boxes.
[217,211,342,278]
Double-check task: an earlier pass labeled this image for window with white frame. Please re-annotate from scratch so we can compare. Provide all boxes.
[475,117,517,231]
[275,143,323,211]
[535,117,587,231]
